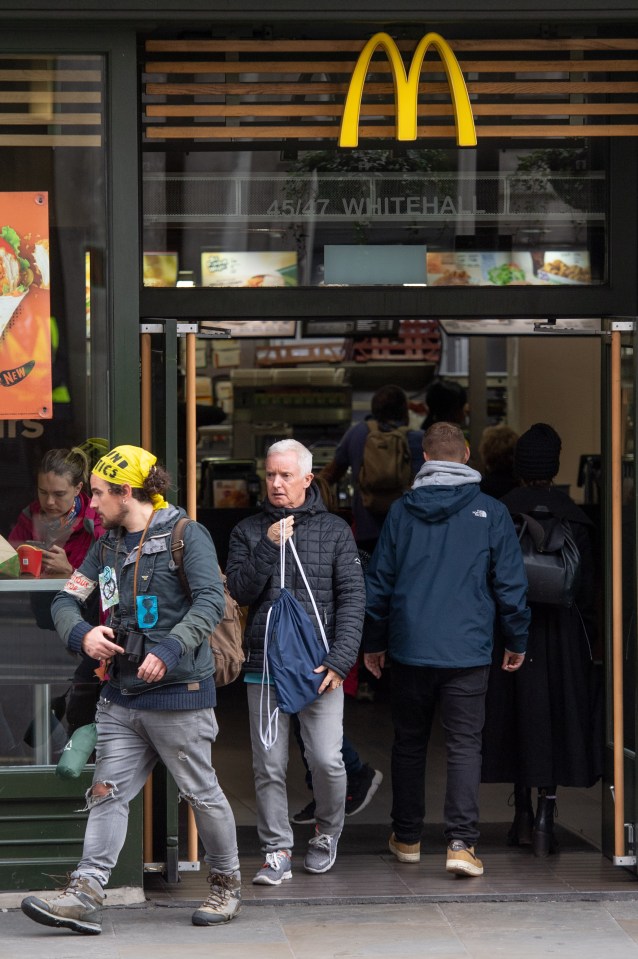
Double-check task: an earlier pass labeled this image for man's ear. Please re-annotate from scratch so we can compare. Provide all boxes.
[463,445,471,464]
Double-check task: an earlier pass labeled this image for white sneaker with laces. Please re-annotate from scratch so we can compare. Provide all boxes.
[304,829,339,874]
[252,850,292,885]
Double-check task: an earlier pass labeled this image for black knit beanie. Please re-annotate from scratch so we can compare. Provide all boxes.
[514,423,561,481]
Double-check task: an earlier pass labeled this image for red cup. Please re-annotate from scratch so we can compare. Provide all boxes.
[17,544,43,578]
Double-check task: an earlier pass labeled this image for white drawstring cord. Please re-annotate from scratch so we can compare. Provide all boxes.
[260,519,286,750]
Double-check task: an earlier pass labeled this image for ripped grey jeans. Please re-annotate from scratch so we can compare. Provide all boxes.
[72,698,239,887]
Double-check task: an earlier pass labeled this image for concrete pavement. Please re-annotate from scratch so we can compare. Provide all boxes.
[4,899,638,958]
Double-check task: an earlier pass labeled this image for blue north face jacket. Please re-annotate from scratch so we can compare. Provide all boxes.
[364,461,530,668]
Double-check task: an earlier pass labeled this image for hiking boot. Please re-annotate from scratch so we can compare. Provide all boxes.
[252,850,292,885]
[388,833,421,863]
[304,829,339,874]
[446,840,484,877]
[21,875,104,935]
[192,871,241,925]
[345,765,383,817]
[291,799,317,825]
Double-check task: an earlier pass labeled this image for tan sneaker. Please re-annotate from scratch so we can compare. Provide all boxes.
[446,840,484,877]
[192,871,241,925]
[388,832,421,863]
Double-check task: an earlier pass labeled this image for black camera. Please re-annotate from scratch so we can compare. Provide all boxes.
[115,626,147,663]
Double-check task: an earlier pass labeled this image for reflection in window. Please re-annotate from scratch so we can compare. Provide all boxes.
[142,144,607,289]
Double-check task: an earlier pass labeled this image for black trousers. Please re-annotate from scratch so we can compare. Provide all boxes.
[390,661,489,847]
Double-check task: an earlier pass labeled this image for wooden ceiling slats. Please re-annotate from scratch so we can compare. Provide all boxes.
[0,57,103,146]
[142,36,638,143]
[146,81,638,96]
[146,38,638,53]
[145,59,638,75]
[146,124,638,139]
[146,102,638,118]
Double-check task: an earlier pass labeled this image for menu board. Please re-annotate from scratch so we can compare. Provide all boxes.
[143,252,179,287]
[0,192,51,420]
[426,250,591,286]
[201,251,297,288]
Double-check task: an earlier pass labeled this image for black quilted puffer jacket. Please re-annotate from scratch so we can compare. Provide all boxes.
[226,483,365,678]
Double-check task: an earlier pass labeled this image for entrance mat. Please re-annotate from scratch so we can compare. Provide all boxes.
[237,822,596,856]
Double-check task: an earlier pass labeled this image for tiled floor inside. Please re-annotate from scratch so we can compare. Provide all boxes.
[146,679,638,904]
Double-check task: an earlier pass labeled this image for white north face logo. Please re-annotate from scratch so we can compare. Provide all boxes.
[472,509,487,518]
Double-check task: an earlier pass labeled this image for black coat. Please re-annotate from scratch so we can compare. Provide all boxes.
[481,485,603,788]
[226,483,366,679]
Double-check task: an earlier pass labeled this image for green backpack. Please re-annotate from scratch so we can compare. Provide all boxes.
[358,420,412,516]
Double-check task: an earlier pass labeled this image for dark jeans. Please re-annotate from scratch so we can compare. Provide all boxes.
[390,661,490,847]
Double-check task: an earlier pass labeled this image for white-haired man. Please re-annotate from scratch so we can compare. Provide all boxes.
[226,439,365,884]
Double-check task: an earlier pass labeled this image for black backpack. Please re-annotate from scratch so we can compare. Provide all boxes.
[514,508,581,608]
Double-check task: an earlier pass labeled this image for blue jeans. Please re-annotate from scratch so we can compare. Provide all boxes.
[73,698,239,887]
[247,683,346,853]
[390,662,490,847]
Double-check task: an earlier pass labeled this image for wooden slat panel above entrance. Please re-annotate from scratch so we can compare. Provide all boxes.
[142,35,638,144]
[0,56,103,147]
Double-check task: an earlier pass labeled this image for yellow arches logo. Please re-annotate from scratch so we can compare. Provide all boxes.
[339,32,477,148]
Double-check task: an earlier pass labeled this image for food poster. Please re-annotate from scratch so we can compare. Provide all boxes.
[0,192,51,419]
[426,251,484,286]
[426,250,592,286]
[143,252,179,287]
[201,251,298,287]
[535,251,591,285]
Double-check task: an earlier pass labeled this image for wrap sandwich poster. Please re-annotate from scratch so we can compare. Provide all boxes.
[0,191,51,420]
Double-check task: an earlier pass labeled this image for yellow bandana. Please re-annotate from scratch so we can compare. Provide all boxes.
[92,445,168,510]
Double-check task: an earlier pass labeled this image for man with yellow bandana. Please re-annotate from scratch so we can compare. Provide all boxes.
[21,445,241,936]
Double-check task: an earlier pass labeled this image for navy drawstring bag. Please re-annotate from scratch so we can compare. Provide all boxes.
[260,530,329,749]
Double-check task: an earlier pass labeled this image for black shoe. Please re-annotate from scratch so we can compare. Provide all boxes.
[345,764,383,817]
[291,799,316,825]
[533,791,558,858]
[507,785,534,847]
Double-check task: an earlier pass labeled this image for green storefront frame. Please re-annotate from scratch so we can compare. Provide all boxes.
[0,24,141,890]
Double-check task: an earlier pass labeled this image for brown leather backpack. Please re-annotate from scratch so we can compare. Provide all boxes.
[171,517,245,686]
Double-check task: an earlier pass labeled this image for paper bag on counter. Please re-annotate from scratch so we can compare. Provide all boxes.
[0,534,20,578]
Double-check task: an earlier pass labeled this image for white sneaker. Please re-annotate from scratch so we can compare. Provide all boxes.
[252,850,292,885]
[304,829,338,874]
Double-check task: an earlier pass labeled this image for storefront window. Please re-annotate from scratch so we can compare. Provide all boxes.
[142,144,606,290]
[0,54,108,768]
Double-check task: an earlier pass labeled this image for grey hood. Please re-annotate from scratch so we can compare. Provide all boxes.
[412,460,482,489]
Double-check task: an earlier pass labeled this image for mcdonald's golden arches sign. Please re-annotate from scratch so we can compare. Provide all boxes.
[339,32,476,148]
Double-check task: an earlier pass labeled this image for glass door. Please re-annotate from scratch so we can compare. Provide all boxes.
[601,322,638,868]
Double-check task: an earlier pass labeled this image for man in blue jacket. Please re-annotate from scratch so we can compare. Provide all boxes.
[20,445,241,935]
[363,422,529,877]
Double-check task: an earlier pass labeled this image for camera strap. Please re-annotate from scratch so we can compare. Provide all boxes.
[131,510,155,620]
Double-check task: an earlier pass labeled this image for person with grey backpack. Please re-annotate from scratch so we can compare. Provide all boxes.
[482,423,602,857]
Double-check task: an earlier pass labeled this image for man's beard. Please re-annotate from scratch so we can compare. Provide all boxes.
[101,502,128,529]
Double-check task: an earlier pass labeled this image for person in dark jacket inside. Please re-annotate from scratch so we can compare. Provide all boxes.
[481,423,601,857]
[226,439,365,885]
[478,423,520,500]
[319,384,424,554]
[363,422,529,878]
[420,378,468,432]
